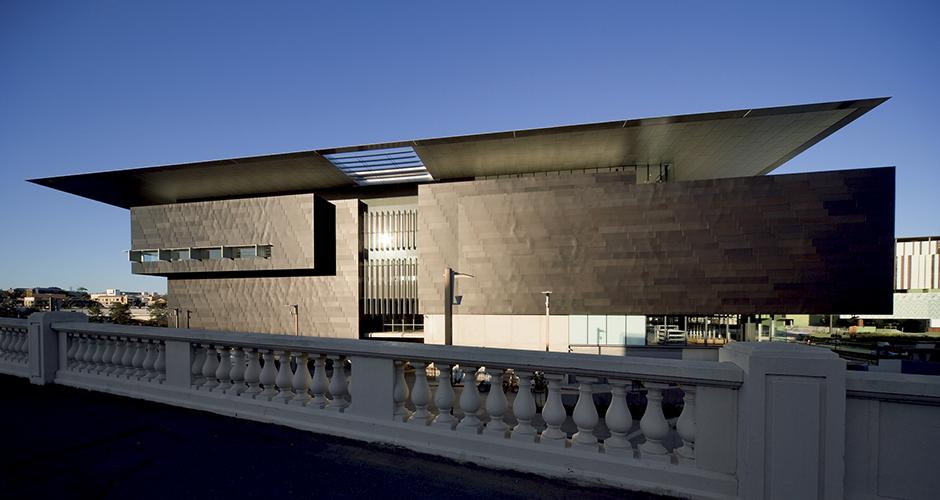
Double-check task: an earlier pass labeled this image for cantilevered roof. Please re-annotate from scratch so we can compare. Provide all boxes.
[30,98,887,209]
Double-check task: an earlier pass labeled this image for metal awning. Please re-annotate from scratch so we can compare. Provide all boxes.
[29,98,888,208]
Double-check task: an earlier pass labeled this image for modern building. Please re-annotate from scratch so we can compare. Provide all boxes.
[31,98,896,349]
[853,235,940,332]
[89,289,157,308]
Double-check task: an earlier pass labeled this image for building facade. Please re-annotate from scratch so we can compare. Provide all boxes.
[32,98,896,347]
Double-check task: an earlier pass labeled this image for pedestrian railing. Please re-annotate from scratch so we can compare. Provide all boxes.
[4,312,939,500]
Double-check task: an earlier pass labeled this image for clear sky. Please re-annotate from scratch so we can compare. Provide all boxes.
[1,1,938,294]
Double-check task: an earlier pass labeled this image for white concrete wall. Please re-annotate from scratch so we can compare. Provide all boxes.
[424,314,569,351]
[844,371,940,500]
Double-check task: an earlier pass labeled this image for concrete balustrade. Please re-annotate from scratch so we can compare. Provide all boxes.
[0,320,31,377]
[3,312,940,500]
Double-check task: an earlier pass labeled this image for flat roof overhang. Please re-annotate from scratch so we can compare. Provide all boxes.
[29,98,888,209]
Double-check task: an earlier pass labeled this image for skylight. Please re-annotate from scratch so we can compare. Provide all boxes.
[323,147,433,186]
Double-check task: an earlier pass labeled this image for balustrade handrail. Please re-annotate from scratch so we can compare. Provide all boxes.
[0,318,28,328]
[846,370,940,404]
[51,321,743,388]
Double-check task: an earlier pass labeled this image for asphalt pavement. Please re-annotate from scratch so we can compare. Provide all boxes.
[0,374,677,500]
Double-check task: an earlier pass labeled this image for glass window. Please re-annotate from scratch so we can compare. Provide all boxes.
[607,315,627,346]
[169,249,190,261]
[626,315,647,345]
[141,251,160,262]
[568,315,588,345]
[588,315,607,345]
[233,246,256,258]
[193,247,221,260]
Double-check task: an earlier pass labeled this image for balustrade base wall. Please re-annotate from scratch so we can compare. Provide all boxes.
[51,367,738,500]
[6,312,940,500]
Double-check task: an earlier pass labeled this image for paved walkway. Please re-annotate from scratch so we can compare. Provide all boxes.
[0,375,676,500]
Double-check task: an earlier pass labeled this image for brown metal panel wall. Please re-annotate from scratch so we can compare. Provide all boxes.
[418,168,894,316]
[130,193,334,276]
[166,199,362,338]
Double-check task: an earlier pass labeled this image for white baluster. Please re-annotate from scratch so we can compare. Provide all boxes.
[91,336,106,373]
[215,347,233,391]
[107,337,126,375]
[431,364,457,429]
[5,329,18,361]
[456,365,483,434]
[154,342,166,382]
[85,335,101,373]
[228,347,248,394]
[73,335,89,370]
[66,334,80,369]
[309,355,330,408]
[142,341,159,380]
[201,345,220,390]
[393,360,411,422]
[3,329,12,361]
[258,350,279,399]
[604,379,634,455]
[273,351,294,402]
[119,337,136,378]
[14,331,28,362]
[82,335,98,372]
[243,348,263,397]
[483,368,509,438]
[326,355,348,411]
[511,370,537,442]
[571,376,599,451]
[409,362,432,426]
[638,382,670,461]
[675,384,696,463]
[539,373,568,447]
[6,329,17,361]
[0,328,10,360]
[131,339,148,378]
[290,352,312,406]
[98,337,116,373]
[191,345,206,386]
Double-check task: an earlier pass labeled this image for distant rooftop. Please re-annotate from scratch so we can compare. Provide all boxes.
[30,98,888,209]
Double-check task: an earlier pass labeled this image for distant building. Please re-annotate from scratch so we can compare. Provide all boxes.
[21,288,68,311]
[32,98,896,348]
[90,289,146,307]
[854,235,940,332]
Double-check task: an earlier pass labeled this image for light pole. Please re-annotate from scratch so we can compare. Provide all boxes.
[542,291,552,351]
[444,267,473,345]
[288,305,299,336]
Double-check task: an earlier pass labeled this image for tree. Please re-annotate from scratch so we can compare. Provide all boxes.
[146,299,168,327]
[87,302,104,323]
[108,302,133,325]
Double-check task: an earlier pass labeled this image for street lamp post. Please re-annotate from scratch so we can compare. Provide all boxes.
[542,291,552,351]
[444,268,473,346]
[288,305,299,336]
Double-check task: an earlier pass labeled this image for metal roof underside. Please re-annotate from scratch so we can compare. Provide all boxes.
[29,98,888,209]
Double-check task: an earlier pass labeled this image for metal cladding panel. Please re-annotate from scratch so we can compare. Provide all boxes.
[418,168,895,315]
[130,194,335,276]
[165,200,363,337]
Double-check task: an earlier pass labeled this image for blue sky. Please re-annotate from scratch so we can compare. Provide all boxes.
[1,1,938,294]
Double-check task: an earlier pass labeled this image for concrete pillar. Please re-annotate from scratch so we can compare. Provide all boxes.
[720,342,846,500]
[27,311,88,385]
[347,356,395,420]
[163,340,193,388]
[744,322,757,342]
